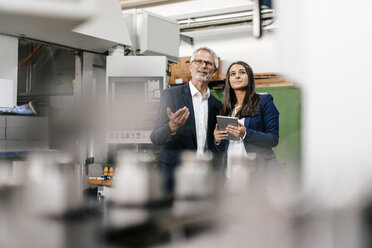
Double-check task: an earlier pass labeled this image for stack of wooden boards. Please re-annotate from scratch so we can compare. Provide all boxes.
[254,72,293,88]
[169,57,293,88]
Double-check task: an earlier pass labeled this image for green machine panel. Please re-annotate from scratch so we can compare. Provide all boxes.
[211,86,301,169]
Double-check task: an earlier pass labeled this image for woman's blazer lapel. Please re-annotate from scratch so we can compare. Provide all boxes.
[244,116,251,129]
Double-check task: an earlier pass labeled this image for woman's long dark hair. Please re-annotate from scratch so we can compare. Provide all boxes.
[221,61,260,118]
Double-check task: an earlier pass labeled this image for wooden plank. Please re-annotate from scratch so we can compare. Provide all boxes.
[89,178,113,187]
[256,82,294,87]
[255,78,288,84]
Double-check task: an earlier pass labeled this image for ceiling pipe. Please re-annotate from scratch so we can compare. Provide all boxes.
[178,8,275,33]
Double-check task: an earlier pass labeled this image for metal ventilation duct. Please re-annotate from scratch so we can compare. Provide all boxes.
[178,8,275,33]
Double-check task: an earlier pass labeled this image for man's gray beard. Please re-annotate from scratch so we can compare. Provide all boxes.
[191,71,211,83]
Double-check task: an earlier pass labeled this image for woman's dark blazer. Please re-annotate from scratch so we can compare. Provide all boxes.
[216,94,279,171]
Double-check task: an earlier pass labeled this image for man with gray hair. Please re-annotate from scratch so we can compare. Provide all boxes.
[151,47,221,196]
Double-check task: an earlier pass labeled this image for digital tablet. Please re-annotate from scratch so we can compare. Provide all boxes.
[216,115,240,141]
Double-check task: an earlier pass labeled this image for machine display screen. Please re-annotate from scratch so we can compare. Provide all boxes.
[106,76,163,144]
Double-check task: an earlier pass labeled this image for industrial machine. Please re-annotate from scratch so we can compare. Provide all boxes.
[105,55,167,145]
[0,0,180,226]
[0,0,178,157]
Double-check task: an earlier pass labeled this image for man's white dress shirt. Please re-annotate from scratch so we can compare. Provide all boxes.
[189,82,210,155]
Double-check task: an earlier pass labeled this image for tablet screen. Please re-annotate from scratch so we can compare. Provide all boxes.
[216,115,240,141]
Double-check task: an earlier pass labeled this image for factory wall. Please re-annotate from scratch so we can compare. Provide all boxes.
[179,31,278,76]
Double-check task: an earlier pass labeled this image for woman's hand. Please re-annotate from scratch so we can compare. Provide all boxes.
[214,124,228,143]
[226,122,246,139]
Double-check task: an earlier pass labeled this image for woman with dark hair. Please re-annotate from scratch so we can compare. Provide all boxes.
[214,61,279,179]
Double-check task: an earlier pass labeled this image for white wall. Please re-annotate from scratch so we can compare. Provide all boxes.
[277,0,372,204]
[180,30,278,75]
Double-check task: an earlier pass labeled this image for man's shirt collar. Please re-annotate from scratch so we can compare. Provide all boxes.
[189,81,210,99]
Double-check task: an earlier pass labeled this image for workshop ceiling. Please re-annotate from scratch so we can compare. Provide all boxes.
[119,0,188,9]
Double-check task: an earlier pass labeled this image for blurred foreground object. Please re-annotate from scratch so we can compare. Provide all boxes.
[110,151,164,206]
[22,153,81,217]
[175,151,216,200]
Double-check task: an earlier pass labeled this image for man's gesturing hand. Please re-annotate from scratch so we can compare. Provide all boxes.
[167,107,190,133]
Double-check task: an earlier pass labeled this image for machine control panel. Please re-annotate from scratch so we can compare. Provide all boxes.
[106,130,152,144]
[106,56,167,145]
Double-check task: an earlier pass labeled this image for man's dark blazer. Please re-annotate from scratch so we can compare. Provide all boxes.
[150,83,222,167]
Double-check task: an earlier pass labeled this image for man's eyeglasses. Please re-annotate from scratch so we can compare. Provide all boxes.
[192,59,214,68]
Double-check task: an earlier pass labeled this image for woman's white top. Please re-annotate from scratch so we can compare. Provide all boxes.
[225,106,247,180]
